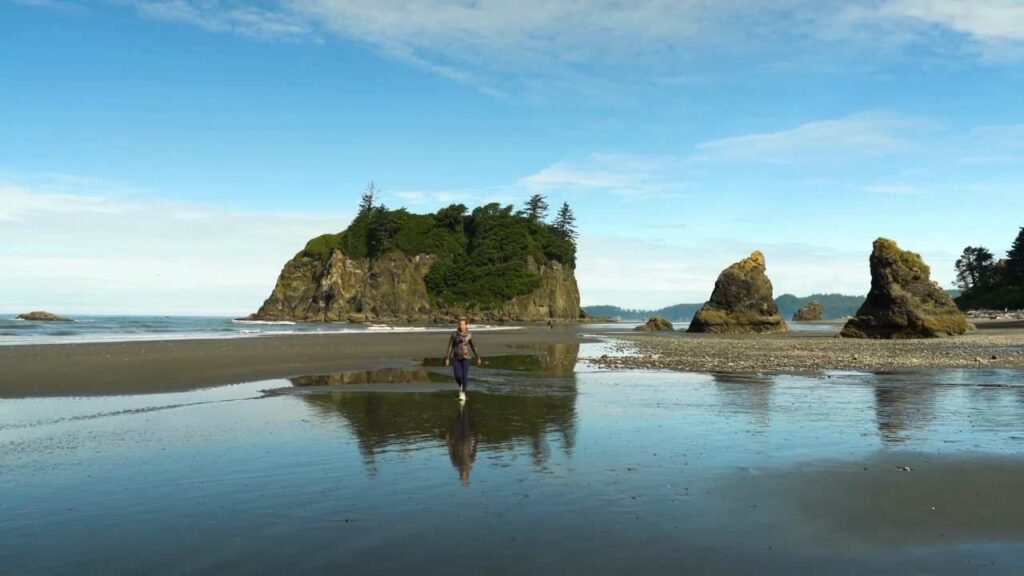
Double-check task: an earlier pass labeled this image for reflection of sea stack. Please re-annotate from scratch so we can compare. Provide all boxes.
[793,301,824,321]
[841,238,970,339]
[688,251,788,333]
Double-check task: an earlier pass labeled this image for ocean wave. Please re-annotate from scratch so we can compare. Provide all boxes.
[232,319,297,325]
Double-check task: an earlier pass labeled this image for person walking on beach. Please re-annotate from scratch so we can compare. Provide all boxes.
[445,318,481,402]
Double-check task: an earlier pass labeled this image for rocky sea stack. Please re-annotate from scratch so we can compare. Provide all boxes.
[634,317,674,332]
[250,199,580,323]
[16,311,72,322]
[841,238,970,339]
[793,301,824,321]
[688,251,788,334]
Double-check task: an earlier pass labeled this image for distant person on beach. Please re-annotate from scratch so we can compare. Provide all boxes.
[445,318,481,402]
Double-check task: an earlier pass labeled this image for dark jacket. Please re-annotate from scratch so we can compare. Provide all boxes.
[446,330,478,360]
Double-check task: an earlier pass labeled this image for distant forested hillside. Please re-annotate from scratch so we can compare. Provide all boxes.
[774,293,865,320]
[586,293,864,322]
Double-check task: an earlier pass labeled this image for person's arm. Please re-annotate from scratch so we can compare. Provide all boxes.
[445,333,454,366]
[470,337,481,365]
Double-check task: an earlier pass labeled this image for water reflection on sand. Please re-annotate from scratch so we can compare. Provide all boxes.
[5,344,1024,574]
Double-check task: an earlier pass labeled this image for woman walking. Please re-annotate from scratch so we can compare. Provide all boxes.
[445,318,481,402]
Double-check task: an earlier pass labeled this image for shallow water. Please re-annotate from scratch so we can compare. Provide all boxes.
[2,342,1024,574]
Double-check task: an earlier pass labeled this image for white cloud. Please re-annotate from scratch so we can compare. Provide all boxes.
[0,176,351,315]
[51,0,1017,94]
[867,0,1024,42]
[520,153,681,197]
[129,0,316,40]
[692,112,934,163]
[0,185,128,221]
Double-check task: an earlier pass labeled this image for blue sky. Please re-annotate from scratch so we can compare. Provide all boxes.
[2,0,1023,314]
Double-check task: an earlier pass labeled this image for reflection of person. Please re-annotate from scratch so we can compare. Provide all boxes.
[447,404,478,486]
[444,318,481,402]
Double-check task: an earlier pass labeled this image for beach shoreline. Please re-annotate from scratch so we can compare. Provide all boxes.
[0,328,588,398]
[4,320,1023,398]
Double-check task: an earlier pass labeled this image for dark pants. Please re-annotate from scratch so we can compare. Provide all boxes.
[452,358,470,391]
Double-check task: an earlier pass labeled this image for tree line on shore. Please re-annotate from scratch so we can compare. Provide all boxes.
[954,227,1024,310]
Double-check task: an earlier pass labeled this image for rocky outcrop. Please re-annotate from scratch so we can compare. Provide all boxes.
[841,238,971,339]
[17,311,71,322]
[492,258,580,322]
[688,251,788,334]
[793,301,824,322]
[251,249,579,323]
[634,317,674,332]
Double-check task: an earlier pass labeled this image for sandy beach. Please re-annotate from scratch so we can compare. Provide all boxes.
[4,320,1024,398]
[0,328,585,398]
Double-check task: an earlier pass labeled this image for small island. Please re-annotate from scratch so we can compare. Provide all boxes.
[16,311,72,322]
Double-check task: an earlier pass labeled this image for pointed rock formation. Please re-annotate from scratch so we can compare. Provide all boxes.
[634,316,674,332]
[687,251,788,333]
[841,238,970,339]
[793,301,824,321]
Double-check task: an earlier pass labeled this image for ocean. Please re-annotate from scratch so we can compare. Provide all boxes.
[0,315,834,346]
[0,315,514,346]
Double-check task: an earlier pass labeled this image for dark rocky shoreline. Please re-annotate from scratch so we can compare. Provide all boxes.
[592,326,1024,373]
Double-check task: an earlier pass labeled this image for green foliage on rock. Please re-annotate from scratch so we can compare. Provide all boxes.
[842,237,969,339]
[301,193,577,311]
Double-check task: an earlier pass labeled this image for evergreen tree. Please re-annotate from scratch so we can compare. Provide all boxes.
[367,204,396,257]
[358,181,378,216]
[954,246,996,291]
[524,194,549,224]
[1007,227,1024,285]
[553,202,578,243]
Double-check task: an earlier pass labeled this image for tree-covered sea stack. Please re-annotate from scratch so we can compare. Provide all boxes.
[250,187,580,322]
[841,238,970,339]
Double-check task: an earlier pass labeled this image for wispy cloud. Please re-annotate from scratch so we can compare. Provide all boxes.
[521,153,682,197]
[0,174,351,314]
[692,112,935,163]
[844,0,1024,57]
[126,0,317,41]
[16,0,1021,94]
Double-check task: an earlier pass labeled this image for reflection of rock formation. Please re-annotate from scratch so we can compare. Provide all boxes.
[425,342,581,377]
[296,343,579,477]
[447,405,478,486]
[291,368,444,387]
[873,385,938,444]
[711,373,775,429]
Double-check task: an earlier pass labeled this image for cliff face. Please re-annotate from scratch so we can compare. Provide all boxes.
[252,249,580,322]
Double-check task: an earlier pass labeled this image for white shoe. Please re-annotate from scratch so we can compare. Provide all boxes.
[458,390,466,402]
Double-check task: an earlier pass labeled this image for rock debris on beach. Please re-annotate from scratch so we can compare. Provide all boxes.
[590,332,1024,373]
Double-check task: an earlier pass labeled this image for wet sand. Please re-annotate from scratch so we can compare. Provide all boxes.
[0,328,585,398]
